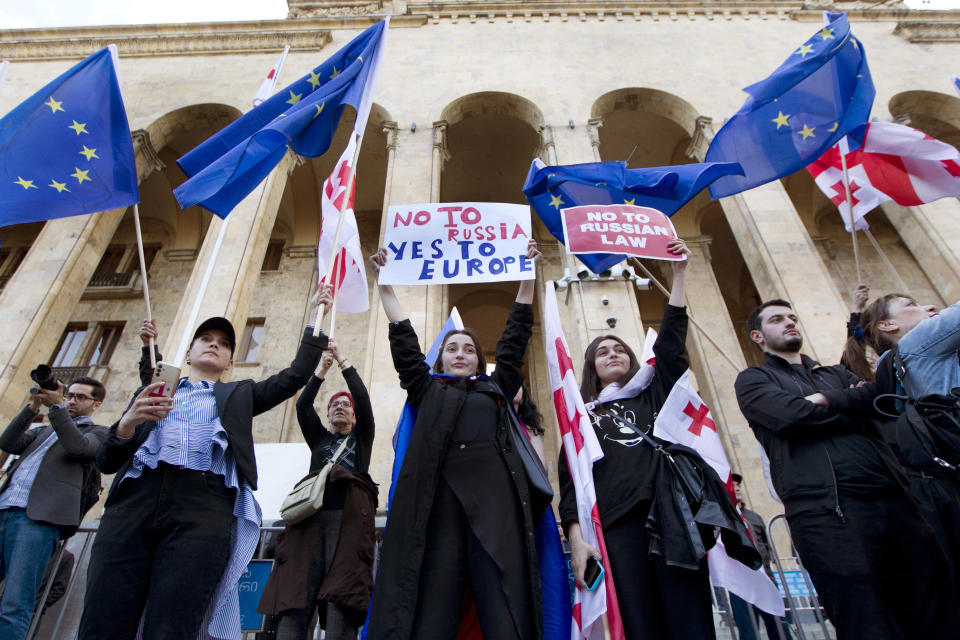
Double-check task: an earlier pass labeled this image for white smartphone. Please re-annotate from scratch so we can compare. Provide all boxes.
[148,361,181,418]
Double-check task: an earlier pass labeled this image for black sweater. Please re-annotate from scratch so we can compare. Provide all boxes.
[558,304,689,531]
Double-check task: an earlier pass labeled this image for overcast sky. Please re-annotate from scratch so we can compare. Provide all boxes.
[0,0,954,30]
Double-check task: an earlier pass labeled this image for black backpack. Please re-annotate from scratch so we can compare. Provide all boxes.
[875,348,960,472]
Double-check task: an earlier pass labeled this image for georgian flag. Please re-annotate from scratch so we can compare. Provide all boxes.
[809,121,960,231]
[318,135,368,313]
[252,46,289,106]
[544,284,624,640]
[653,370,785,616]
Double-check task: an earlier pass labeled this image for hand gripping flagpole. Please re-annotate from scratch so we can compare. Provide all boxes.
[132,204,157,369]
[313,130,363,337]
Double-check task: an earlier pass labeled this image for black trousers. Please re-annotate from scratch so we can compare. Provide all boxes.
[906,469,960,600]
[78,463,235,639]
[410,475,531,640]
[787,491,960,640]
[603,505,716,640]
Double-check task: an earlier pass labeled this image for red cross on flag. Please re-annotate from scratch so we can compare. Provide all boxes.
[543,284,624,640]
[317,135,369,314]
[653,370,786,616]
[808,121,960,232]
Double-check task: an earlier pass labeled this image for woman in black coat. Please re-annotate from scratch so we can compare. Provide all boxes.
[558,239,720,640]
[366,240,542,640]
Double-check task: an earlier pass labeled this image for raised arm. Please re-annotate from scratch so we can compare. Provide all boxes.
[370,247,408,323]
[514,239,541,305]
[295,348,332,451]
[667,238,689,308]
[491,240,540,398]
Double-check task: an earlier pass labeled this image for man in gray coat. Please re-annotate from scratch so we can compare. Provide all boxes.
[0,375,108,640]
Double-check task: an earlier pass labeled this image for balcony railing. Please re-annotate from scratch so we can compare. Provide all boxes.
[88,272,135,288]
[50,366,92,383]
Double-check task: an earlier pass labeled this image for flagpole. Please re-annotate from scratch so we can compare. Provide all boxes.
[629,257,742,372]
[328,247,342,339]
[863,228,910,294]
[132,204,157,369]
[173,216,230,368]
[313,131,364,337]
[838,150,864,283]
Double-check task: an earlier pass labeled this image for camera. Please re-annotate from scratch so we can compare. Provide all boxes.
[605,316,617,329]
[600,295,609,306]
[29,364,59,395]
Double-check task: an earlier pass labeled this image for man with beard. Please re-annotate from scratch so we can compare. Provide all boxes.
[734,300,959,640]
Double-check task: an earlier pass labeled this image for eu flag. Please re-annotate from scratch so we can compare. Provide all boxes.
[175,19,388,218]
[0,47,138,227]
[706,12,874,198]
[522,158,742,273]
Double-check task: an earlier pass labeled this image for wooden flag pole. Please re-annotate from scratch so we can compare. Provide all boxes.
[629,257,742,373]
[839,149,865,283]
[132,204,157,369]
[328,248,342,339]
[313,131,364,336]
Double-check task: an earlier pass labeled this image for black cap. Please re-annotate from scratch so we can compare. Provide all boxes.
[193,317,236,354]
[731,473,743,484]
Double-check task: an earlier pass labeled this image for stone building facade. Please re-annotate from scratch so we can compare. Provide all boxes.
[1,0,959,534]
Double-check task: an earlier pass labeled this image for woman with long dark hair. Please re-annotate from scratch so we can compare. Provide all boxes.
[559,239,721,639]
[366,240,545,640]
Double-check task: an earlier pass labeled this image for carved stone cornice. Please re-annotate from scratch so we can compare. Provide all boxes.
[0,27,333,61]
[893,20,960,43]
[288,0,385,18]
[382,121,399,151]
[432,120,450,161]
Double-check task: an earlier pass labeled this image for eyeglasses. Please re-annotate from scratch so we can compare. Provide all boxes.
[66,393,94,402]
[329,400,353,409]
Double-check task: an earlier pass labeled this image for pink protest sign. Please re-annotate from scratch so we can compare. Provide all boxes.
[560,204,684,261]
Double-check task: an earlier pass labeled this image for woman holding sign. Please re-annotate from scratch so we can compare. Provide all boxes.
[559,239,718,639]
[366,240,544,640]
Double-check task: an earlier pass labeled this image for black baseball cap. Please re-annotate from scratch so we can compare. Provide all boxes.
[193,317,236,354]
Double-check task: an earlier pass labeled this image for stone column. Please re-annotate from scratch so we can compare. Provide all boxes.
[0,133,165,418]
[880,201,960,303]
[424,120,450,344]
[361,123,435,493]
[162,151,297,369]
[683,236,780,520]
[718,184,850,364]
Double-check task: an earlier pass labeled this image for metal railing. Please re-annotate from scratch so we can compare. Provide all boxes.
[87,272,135,288]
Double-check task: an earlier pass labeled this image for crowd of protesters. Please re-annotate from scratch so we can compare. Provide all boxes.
[0,236,958,640]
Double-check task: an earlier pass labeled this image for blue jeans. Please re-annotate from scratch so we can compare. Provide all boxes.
[0,508,60,640]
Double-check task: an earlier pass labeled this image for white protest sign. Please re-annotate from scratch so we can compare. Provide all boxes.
[378,202,534,285]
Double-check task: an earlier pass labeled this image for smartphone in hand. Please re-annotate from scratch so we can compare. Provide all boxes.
[584,556,605,591]
[148,362,180,419]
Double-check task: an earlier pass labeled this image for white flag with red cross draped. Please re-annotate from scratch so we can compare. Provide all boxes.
[318,135,368,314]
[653,370,785,616]
[543,284,624,640]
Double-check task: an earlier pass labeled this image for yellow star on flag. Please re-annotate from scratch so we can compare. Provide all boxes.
[44,97,64,114]
[329,66,340,79]
[816,27,835,40]
[70,167,91,184]
[827,122,839,133]
[795,44,815,58]
[798,124,816,140]
[78,145,99,161]
[13,176,37,190]
[307,71,322,90]
[286,90,302,106]
[549,194,564,210]
[68,120,88,135]
[314,102,325,119]
[49,179,70,193]
[771,111,791,129]
[623,198,636,205]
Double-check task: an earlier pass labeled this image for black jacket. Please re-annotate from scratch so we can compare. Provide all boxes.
[367,302,541,640]
[99,327,327,497]
[735,352,906,518]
